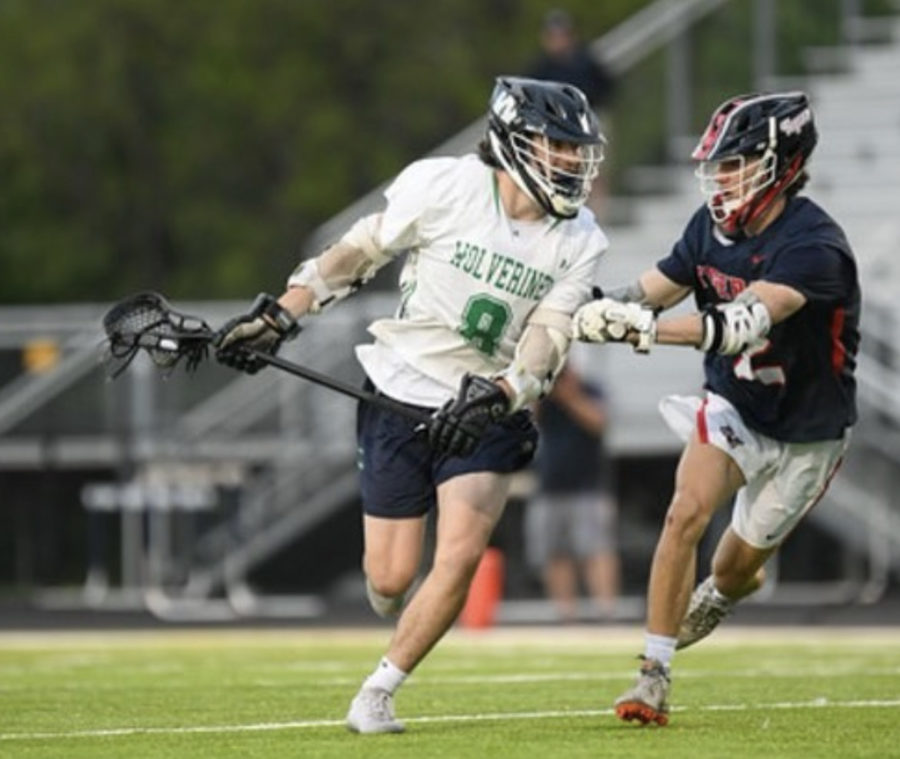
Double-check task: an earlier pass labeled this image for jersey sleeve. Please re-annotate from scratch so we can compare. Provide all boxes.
[764,244,852,302]
[376,158,456,252]
[656,209,705,286]
[539,227,608,315]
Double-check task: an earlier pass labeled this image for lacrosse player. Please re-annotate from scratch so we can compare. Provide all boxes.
[573,92,860,725]
[215,76,609,733]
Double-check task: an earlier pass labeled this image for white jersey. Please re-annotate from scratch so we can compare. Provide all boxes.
[356,154,609,407]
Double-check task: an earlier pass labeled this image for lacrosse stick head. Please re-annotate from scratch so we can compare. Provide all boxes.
[102,292,213,378]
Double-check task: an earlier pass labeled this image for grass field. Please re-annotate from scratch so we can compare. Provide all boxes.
[1,625,898,759]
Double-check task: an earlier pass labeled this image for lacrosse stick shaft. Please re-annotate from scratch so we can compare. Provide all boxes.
[247,349,431,425]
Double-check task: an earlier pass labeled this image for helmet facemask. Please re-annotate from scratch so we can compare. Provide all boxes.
[691,91,817,236]
[506,132,604,218]
[485,76,606,219]
[695,149,777,233]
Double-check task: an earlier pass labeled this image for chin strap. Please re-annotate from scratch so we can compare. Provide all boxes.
[737,154,804,233]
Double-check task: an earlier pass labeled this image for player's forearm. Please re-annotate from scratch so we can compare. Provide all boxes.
[496,310,571,411]
[653,313,705,348]
[284,214,392,315]
[277,286,317,320]
[639,269,692,310]
[278,242,373,320]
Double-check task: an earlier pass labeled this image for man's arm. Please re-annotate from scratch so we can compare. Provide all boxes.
[574,268,688,350]
[279,212,393,318]
[430,307,573,457]
[638,269,693,309]
[606,268,692,309]
[215,213,393,372]
[577,267,806,355]
[494,307,572,410]
[654,280,806,349]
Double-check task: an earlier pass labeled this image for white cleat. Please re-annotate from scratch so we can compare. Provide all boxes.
[677,576,734,650]
[346,687,405,734]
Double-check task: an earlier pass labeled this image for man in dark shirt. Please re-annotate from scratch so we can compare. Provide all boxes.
[572,91,860,726]
[527,9,616,217]
[527,9,615,111]
[525,364,620,620]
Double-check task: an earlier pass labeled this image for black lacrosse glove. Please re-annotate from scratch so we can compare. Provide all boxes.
[428,373,510,458]
[214,293,300,374]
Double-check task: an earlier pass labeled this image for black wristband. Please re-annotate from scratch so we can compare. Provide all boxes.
[700,308,724,353]
[263,298,300,338]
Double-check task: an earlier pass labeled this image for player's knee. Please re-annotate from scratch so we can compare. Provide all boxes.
[365,576,409,619]
[363,561,416,600]
[664,490,713,543]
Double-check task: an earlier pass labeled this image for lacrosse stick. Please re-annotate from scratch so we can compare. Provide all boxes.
[101,292,431,424]
[102,292,213,378]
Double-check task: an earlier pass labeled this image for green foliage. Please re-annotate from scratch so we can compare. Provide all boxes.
[0,0,643,303]
[0,0,891,302]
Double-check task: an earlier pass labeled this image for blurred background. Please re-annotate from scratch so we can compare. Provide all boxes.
[1,0,899,627]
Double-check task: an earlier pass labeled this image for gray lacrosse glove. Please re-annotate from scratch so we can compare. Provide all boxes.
[214,293,300,374]
[428,374,510,458]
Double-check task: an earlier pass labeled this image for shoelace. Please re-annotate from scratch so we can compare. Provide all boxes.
[689,595,731,633]
[367,690,395,721]
[638,656,671,682]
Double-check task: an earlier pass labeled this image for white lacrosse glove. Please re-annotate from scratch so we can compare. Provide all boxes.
[699,293,772,355]
[573,297,657,353]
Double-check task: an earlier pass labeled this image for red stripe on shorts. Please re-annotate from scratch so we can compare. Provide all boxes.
[696,397,710,443]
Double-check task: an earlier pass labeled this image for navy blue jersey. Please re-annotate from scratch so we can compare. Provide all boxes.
[657,197,859,442]
[536,381,612,493]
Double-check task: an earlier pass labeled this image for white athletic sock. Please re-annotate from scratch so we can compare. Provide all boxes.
[363,657,408,695]
[644,633,677,668]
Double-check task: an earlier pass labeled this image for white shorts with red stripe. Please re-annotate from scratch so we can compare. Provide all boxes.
[659,392,849,549]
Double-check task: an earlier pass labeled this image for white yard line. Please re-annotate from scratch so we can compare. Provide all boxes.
[1,698,898,742]
[3,666,898,691]
[1,625,899,649]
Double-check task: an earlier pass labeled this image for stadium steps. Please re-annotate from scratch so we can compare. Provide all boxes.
[8,3,898,611]
[178,9,900,600]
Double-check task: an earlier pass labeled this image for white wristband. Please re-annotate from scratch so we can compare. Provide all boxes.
[495,363,546,411]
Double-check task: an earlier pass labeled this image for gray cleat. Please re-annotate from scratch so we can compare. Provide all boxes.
[677,576,734,650]
[346,686,405,734]
[614,656,671,726]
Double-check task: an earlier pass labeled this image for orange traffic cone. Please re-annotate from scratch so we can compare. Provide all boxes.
[459,547,504,629]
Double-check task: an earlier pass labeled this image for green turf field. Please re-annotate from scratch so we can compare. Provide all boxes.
[0,626,897,758]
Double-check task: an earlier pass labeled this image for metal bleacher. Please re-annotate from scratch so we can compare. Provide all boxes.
[595,14,900,605]
[2,0,899,618]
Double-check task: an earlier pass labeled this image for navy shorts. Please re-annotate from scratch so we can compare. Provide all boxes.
[356,382,538,518]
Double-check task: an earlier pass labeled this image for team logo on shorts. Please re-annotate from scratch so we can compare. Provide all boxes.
[719,425,744,449]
